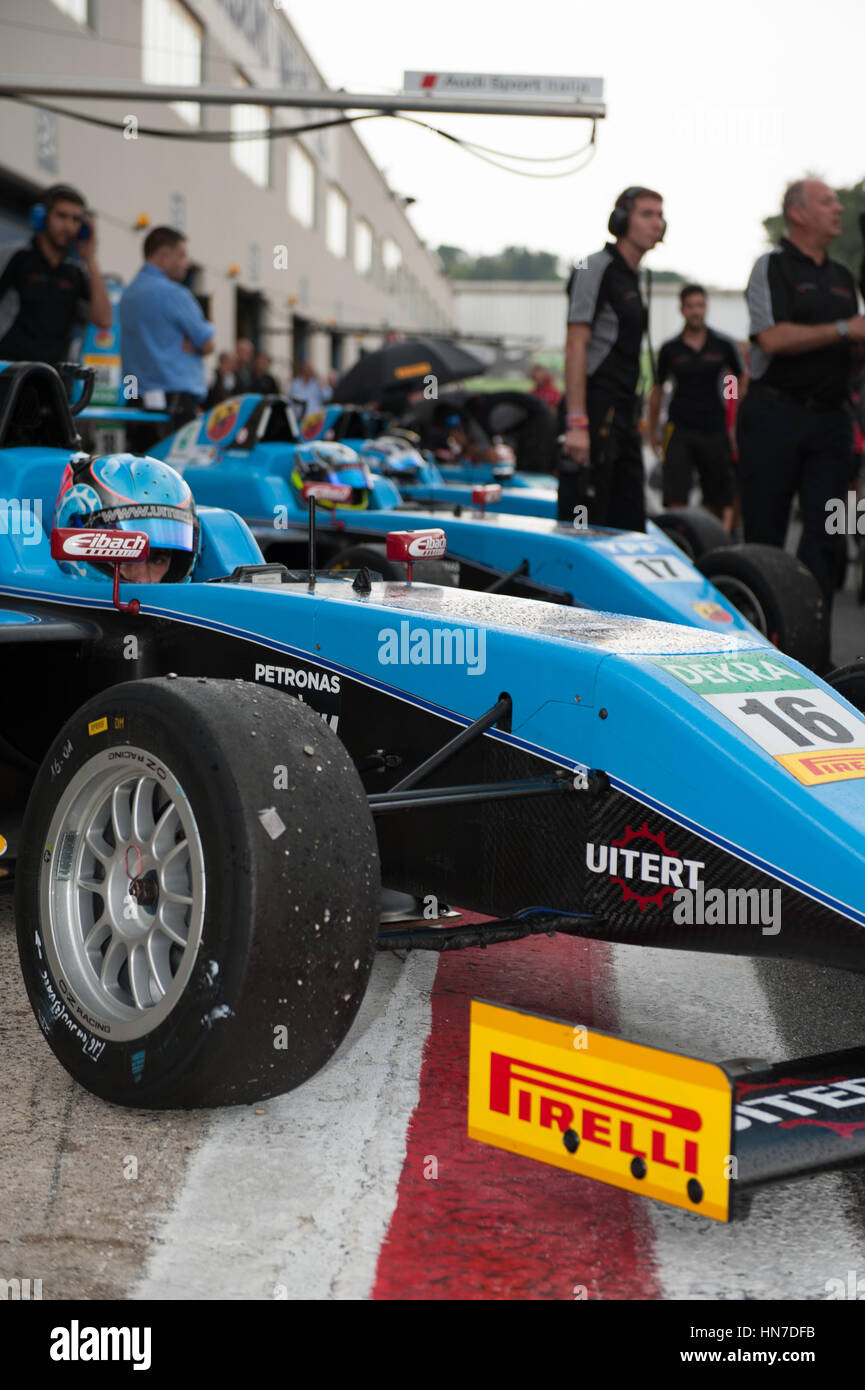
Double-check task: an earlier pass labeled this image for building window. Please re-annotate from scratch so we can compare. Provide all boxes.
[288,143,316,228]
[142,0,203,128]
[231,72,269,188]
[354,218,373,276]
[326,186,349,260]
[382,237,403,285]
[51,0,88,21]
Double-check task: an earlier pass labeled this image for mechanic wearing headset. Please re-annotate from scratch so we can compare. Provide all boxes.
[0,183,112,364]
[54,453,200,585]
[560,187,666,531]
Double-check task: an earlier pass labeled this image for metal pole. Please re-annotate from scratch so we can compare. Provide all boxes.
[307,495,316,592]
[0,75,605,119]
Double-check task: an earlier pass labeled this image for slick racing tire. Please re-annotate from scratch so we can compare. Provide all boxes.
[824,659,865,713]
[331,542,458,588]
[653,508,731,561]
[697,544,828,673]
[15,677,380,1109]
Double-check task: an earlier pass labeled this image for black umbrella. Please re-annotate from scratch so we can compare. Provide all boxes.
[332,338,487,405]
[399,389,559,473]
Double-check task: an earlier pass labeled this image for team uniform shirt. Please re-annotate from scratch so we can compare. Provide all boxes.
[745,238,858,406]
[119,263,213,400]
[567,244,647,401]
[0,236,90,363]
[656,328,744,433]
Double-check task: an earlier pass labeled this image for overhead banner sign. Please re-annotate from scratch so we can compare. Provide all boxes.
[403,72,604,103]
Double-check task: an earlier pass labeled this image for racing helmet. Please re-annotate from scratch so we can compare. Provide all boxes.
[54,453,200,582]
[359,436,423,479]
[289,441,374,510]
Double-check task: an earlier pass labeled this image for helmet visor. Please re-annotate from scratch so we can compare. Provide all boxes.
[85,505,195,556]
[118,517,195,554]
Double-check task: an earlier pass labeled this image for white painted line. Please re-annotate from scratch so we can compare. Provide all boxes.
[611,944,865,1300]
[133,951,438,1301]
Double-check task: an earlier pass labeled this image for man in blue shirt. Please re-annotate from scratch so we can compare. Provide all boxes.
[119,226,214,452]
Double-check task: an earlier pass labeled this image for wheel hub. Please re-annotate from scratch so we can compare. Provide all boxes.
[129,873,159,909]
[40,748,206,1041]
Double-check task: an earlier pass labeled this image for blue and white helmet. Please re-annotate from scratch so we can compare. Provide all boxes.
[54,453,200,581]
[359,436,424,476]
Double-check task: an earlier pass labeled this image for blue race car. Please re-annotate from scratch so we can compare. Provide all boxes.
[145,393,828,672]
[298,403,560,517]
[6,360,865,1218]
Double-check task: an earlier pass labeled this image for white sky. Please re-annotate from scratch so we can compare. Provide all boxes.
[291,0,865,289]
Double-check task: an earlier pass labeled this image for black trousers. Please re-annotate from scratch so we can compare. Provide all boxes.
[126,393,202,456]
[557,394,645,531]
[737,388,852,604]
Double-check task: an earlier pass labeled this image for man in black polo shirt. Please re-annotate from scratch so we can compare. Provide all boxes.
[648,283,745,526]
[0,183,112,365]
[560,186,665,530]
[739,179,865,604]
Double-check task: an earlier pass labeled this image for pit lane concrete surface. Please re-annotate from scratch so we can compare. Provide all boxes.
[4,910,865,1301]
[2,587,865,1302]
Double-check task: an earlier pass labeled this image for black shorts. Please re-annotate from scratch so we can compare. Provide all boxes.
[662,424,734,509]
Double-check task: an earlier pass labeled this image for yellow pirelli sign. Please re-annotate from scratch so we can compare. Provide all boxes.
[776,749,865,785]
[468,1000,734,1221]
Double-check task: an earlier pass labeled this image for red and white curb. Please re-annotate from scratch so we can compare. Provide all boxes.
[133,927,865,1301]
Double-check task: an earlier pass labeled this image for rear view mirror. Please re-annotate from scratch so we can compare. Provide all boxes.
[51,527,150,614]
[385,528,447,581]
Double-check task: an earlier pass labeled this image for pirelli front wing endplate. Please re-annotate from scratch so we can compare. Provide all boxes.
[469,1001,865,1221]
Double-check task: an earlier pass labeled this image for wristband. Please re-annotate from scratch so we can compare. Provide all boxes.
[566,414,589,428]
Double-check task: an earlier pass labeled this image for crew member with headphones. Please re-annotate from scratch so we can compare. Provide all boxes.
[0,183,112,365]
[560,186,666,531]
